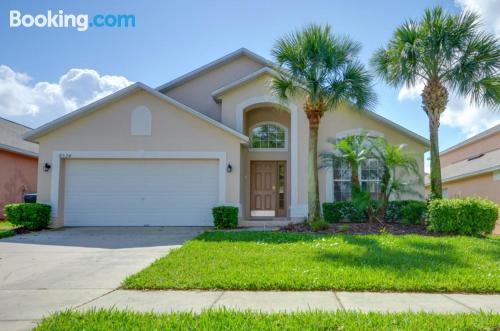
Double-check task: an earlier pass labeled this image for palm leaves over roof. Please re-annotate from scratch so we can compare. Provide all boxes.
[271,24,377,113]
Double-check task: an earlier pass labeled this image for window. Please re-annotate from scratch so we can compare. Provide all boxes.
[250,123,287,150]
[333,158,383,201]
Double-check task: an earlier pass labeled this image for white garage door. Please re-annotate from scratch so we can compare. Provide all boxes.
[63,159,219,226]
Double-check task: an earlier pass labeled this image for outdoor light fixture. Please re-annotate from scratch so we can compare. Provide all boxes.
[226,164,233,173]
[43,162,51,172]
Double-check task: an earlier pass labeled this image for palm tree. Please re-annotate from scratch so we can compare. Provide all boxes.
[371,7,500,198]
[272,24,376,220]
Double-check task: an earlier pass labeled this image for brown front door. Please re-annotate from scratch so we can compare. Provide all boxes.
[250,161,286,217]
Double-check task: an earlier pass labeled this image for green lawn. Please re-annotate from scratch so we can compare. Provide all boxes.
[0,220,17,239]
[124,231,500,293]
[34,309,500,331]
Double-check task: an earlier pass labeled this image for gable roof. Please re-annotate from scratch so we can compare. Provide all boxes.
[211,67,280,102]
[212,66,430,147]
[0,117,38,157]
[426,148,500,185]
[156,48,275,92]
[23,83,249,143]
[440,124,500,156]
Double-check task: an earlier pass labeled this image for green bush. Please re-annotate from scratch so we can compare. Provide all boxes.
[4,203,51,231]
[212,206,239,229]
[322,202,365,223]
[428,198,498,235]
[401,201,427,225]
[310,219,330,232]
[384,200,427,224]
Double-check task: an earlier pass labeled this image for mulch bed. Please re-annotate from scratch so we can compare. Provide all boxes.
[281,222,443,236]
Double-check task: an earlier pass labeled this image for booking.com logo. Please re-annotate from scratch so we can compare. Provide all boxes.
[9,10,135,32]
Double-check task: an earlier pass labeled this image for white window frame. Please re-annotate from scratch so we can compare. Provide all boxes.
[248,121,288,152]
[331,158,383,202]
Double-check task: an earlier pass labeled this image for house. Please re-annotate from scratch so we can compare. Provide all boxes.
[0,117,38,218]
[425,124,500,233]
[24,49,429,227]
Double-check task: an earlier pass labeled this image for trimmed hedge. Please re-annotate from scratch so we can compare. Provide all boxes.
[323,200,427,224]
[428,198,498,235]
[322,201,365,223]
[212,206,239,229]
[4,203,51,230]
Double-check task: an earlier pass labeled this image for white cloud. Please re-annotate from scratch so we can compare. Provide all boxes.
[397,81,425,102]
[455,0,500,35]
[0,65,132,128]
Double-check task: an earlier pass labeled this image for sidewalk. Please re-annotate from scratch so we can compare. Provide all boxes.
[79,290,500,314]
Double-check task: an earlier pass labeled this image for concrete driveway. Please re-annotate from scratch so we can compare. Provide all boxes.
[0,227,204,330]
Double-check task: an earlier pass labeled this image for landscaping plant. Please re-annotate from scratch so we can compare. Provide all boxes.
[272,24,376,220]
[4,203,51,231]
[212,206,239,229]
[428,197,498,235]
[372,7,500,198]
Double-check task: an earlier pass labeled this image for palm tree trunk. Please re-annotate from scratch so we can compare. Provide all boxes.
[422,78,447,199]
[428,112,442,198]
[308,120,321,220]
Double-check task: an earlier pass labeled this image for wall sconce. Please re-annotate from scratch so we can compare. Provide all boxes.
[226,164,233,173]
[43,162,51,172]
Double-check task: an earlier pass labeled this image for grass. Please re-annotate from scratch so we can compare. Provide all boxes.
[124,231,500,293]
[34,309,500,331]
[0,220,18,239]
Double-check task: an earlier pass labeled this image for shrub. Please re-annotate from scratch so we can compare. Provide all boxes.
[322,202,365,223]
[310,219,330,232]
[401,201,427,225]
[428,198,499,236]
[212,206,239,229]
[4,203,51,231]
[384,200,427,224]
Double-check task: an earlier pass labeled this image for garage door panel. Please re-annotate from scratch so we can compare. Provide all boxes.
[64,159,219,226]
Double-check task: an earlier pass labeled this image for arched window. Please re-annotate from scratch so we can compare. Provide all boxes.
[249,122,288,151]
[131,106,151,136]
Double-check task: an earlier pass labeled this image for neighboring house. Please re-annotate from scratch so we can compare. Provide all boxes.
[0,117,38,218]
[24,49,429,227]
[425,124,500,233]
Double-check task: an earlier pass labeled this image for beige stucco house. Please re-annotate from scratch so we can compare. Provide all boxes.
[24,49,429,227]
[426,124,500,201]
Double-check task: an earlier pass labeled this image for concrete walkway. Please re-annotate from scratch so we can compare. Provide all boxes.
[78,290,500,314]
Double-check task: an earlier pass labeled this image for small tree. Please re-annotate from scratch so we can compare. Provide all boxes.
[322,135,422,223]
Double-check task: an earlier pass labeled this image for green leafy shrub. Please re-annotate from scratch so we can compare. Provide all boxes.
[4,203,51,231]
[401,201,427,225]
[322,202,365,223]
[212,206,239,229]
[384,200,427,224]
[310,219,330,232]
[428,198,498,235]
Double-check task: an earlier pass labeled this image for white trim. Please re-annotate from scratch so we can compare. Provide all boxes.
[212,68,279,101]
[24,83,249,143]
[248,121,289,152]
[156,48,276,92]
[441,124,499,156]
[0,143,38,158]
[325,168,333,202]
[236,95,302,217]
[440,165,500,184]
[359,110,430,147]
[49,151,227,217]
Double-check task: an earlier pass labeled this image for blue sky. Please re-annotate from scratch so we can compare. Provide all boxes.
[1,0,499,158]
